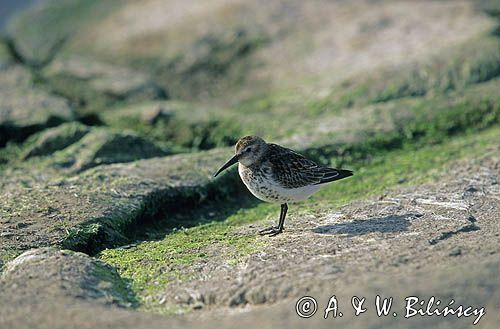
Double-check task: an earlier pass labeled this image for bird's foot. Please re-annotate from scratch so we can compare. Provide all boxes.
[259,226,283,236]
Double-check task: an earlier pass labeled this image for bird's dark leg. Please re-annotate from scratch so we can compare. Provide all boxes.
[258,206,282,235]
[259,203,288,236]
[269,203,287,236]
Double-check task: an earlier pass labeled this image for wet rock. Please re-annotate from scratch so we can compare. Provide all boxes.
[23,122,91,158]
[42,56,168,108]
[52,128,169,172]
[1,247,135,307]
[0,65,74,146]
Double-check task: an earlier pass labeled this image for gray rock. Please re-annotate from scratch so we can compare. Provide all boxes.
[23,122,91,158]
[1,247,136,307]
[0,65,74,146]
[0,252,498,329]
[42,56,167,105]
[0,40,13,69]
[0,147,238,255]
[51,128,169,172]
[5,0,121,66]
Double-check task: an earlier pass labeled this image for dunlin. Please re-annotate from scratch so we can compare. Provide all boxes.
[214,136,353,236]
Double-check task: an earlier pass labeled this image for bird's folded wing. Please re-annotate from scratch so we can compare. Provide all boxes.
[265,144,348,188]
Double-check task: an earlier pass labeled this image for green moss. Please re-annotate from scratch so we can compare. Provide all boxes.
[90,260,139,307]
[0,249,24,272]
[62,223,102,251]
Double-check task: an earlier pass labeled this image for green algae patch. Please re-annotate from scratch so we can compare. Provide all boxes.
[0,66,75,147]
[100,99,299,151]
[302,78,500,167]
[100,101,241,150]
[309,127,499,209]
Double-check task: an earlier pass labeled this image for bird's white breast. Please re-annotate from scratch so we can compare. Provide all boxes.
[238,164,321,203]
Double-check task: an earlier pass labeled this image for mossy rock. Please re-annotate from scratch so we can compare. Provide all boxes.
[0,66,74,146]
[0,40,13,69]
[6,0,122,66]
[23,122,91,158]
[0,144,242,257]
[52,128,169,172]
[100,101,243,150]
[1,248,137,307]
[1,77,499,258]
[152,28,268,99]
[42,55,168,111]
[311,36,500,115]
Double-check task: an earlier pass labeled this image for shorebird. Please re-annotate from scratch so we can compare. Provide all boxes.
[213,136,353,236]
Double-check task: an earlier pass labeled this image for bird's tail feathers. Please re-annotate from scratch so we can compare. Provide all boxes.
[316,168,353,184]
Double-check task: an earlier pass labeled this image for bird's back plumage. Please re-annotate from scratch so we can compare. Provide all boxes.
[263,143,352,189]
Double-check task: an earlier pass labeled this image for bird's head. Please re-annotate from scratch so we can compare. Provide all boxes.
[213,136,267,177]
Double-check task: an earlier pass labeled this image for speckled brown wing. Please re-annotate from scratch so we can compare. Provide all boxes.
[263,144,352,188]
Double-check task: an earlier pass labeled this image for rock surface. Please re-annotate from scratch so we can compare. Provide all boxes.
[0,65,74,146]
[0,1,499,328]
[0,40,13,68]
[0,155,498,329]
[5,0,119,66]
[42,56,168,109]
[6,0,494,101]
[50,128,169,172]
[1,248,135,307]
[23,122,91,158]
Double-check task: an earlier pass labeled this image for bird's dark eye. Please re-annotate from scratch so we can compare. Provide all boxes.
[246,148,252,153]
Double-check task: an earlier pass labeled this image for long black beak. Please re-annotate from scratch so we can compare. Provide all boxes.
[213,154,239,177]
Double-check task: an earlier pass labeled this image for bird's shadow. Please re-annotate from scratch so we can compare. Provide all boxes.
[312,213,420,236]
